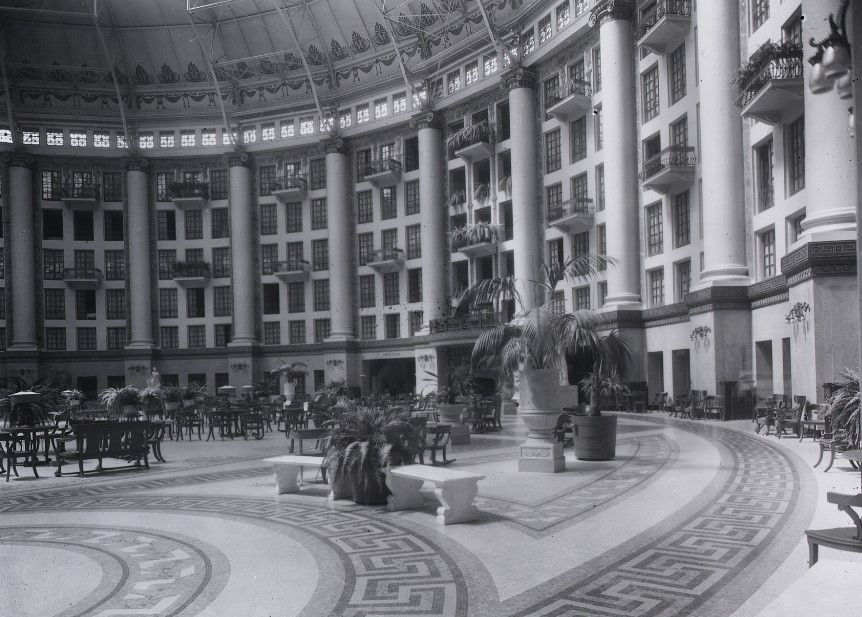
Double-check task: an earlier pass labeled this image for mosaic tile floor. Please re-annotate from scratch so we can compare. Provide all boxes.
[0,414,858,616]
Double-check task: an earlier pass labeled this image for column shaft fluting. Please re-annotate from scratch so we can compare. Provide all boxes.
[324,138,354,340]
[227,156,257,345]
[8,160,37,349]
[126,162,153,348]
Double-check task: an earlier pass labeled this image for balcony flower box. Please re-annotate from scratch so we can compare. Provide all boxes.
[171,261,211,287]
[168,181,209,208]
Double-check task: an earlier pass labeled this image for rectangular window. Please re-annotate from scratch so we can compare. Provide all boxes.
[352,191,372,226]
[557,2,571,29]
[484,54,498,76]
[288,282,305,313]
[77,328,97,351]
[464,61,479,87]
[374,97,388,119]
[384,272,400,305]
[547,184,563,210]
[643,66,660,121]
[296,117,311,136]
[597,281,607,308]
[673,191,691,247]
[158,250,176,280]
[185,210,203,240]
[260,204,277,235]
[548,238,564,268]
[264,322,281,345]
[405,180,420,215]
[211,208,230,238]
[160,326,179,349]
[156,173,171,201]
[408,268,423,303]
[538,15,552,44]
[312,239,329,271]
[46,130,64,146]
[575,286,590,310]
[361,316,377,340]
[360,275,376,308]
[755,140,775,211]
[544,75,560,116]
[393,92,407,113]
[313,279,330,311]
[287,242,304,263]
[571,117,587,162]
[180,129,196,147]
[289,320,306,344]
[159,131,175,148]
[356,149,371,182]
[42,171,62,201]
[281,120,295,139]
[209,169,228,200]
[259,165,276,197]
[258,283,278,315]
[44,288,65,320]
[214,286,233,316]
[261,244,278,275]
[649,268,665,307]
[138,132,154,149]
[67,131,85,147]
[103,211,124,242]
[595,165,605,211]
[286,202,303,233]
[338,109,353,129]
[199,129,216,146]
[107,327,126,350]
[545,129,562,173]
[676,260,691,301]
[22,128,40,145]
[385,314,400,339]
[94,131,110,148]
[447,69,461,94]
[261,122,275,142]
[670,116,688,147]
[241,126,257,144]
[212,247,231,278]
[358,233,374,266]
[188,325,206,348]
[46,327,66,350]
[408,311,424,336]
[595,107,603,150]
[752,0,769,31]
[74,249,95,272]
[157,211,176,241]
[106,288,125,320]
[76,289,96,320]
[310,158,326,190]
[787,116,805,194]
[214,324,231,348]
[646,203,664,256]
[761,229,776,278]
[381,187,397,220]
[406,224,422,259]
[160,288,178,319]
[314,319,331,343]
[598,224,607,268]
[669,45,687,104]
[356,104,370,124]
[102,173,123,202]
[43,209,63,239]
[522,28,535,57]
[382,228,398,250]
[571,231,590,259]
[187,287,205,318]
[593,47,602,92]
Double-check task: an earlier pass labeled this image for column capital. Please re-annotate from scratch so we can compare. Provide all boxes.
[2,152,34,169]
[500,67,538,92]
[410,110,443,131]
[321,135,350,156]
[223,151,252,168]
[589,0,635,28]
[125,157,149,173]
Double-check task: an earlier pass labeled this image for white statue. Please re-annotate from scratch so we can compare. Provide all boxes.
[147,367,161,388]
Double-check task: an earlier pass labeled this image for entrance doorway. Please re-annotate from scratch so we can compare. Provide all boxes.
[647,352,664,397]
[362,358,416,397]
[671,349,690,397]
[755,340,774,400]
[782,337,792,397]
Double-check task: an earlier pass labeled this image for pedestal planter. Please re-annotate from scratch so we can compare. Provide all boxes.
[164,401,181,412]
[571,415,617,461]
[518,369,565,473]
[437,403,471,445]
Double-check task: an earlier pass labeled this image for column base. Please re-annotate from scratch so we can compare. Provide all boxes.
[7,343,38,352]
[518,438,565,473]
[126,340,154,350]
[601,292,641,310]
[798,208,856,243]
[324,333,355,343]
[697,264,750,288]
[228,338,258,347]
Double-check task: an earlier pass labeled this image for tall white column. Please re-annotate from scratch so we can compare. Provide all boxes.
[798,0,857,241]
[323,137,354,340]
[226,153,257,346]
[693,0,749,284]
[592,5,642,306]
[7,155,37,350]
[411,111,449,329]
[126,159,153,349]
[503,68,543,310]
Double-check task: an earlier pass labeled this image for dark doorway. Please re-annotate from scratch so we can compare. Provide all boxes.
[364,358,416,396]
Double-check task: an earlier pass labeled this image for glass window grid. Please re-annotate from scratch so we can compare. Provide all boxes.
[261,123,275,141]
[200,129,216,146]
[673,191,691,247]
[215,324,231,347]
[408,311,424,336]
[209,169,228,200]
[356,104,370,124]
[44,288,65,320]
[261,244,278,275]
[299,117,314,136]
[484,54,498,76]
[788,116,805,194]
[598,225,607,268]
[447,69,461,94]
[288,282,305,313]
[187,288,205,318]
[595,107,603,149]
[358,233,374,266]
[312,239,329,271]
[157,211,176,241]
[212,247,231,278]
[77,327,97,351]
[286,202,303,233]
[211,208,229,238]
[188,325,206,348]
[406,225,422,259]
[161,326,179,349]
[557,2,571,28]
[287,242,304,262]
[259,165,276,196]
[593,47,602,91]
[106,289,125,320]
[94,132,110,148]
[572,231,589,258]
[358,190,374,223]
[381,187,397,220]
[360,275,376,308]
[160,288,178,319]
[539,15,553,44]
[160,132,175,148]
[383,272,400,305]
[522,29,535,56]
[643,66,660,121]
[761,229,776,278]
[42,171,62,201]
[339,110,353,129]
[361,316,377,340]
[158,250,176,280]
[264,322,281,345]
[382,228,398,250]
[184,210,203,240]
[138,132,154,149]
[214,286,232,316]
[649,268,665,307]
[571,117,587,162]
[647,203,664,256]
[676,260,691,301]
[548,238,564,267]
[75,249,95,271]
[263,283,280,314]
[47,130,64,146]
[575,286,590,310]
[180,130,196,147]
[545,129,562,172]
[281,120,295,139]
[669,45,687,104]
[408,268,423,303]
[289,320,306,344]
[313,279,330,311]
[260,204,277,235]
[107,327,126,350]
[356,149,371,182]
[752,0,769,30]
[46,327,66,350]
[242,127,257,143]
[405,181,420,215]
[156,173,170,201]
[671,116,688,147]
[393,92,407,113]
[374,98,388,119]
[308,159,325,191]
[314,319,331,343]
[465,62,479,86]
[102,211,123,242]
[22,129,40,145]
[547,184,563,208]
[572,174,588,201]
[385,314,400,339]
[102,173,123,202]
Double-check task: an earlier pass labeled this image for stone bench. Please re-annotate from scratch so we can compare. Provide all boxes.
[385,464,485,525]
[264,455,328,495]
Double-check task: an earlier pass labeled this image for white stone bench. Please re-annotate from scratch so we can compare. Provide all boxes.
[385,464,485,525]
[264,455,328,495]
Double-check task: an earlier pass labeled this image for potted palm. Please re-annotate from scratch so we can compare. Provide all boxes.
[321,407,425,505]
[271,360,308,406]
[2,373,69,426]
[426,365,481,445]
[823,368,860,445]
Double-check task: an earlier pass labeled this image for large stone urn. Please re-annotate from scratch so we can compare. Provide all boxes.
[517,369,565,473]
[436,403,471,445]
[283,379,297,406]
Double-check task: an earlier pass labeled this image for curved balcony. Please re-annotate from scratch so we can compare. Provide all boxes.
[546,80,593,121]
[270,176,307,203]
[429,310,504,334]
[547,198,595,233]
[640,146,696,194]
[363,158,402,187]
[171,261,211,287]
[273,259,311,282]
[63,267,103,289]
[62,185,101,209]
[169,181,209,208]
[735,55,804,125]
[366,248,405,273]
[635,0,692,55]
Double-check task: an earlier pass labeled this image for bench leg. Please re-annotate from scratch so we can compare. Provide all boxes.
[273,464,301,494]
[385,471,425,512]
[435,480,480,525]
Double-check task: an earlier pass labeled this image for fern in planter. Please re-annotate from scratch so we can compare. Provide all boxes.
[450,222,500,250]
[497,175,512,194]
[445,190,467,209]
[446,121,496,152]
[473,183,491,204]
[824,368,860,445]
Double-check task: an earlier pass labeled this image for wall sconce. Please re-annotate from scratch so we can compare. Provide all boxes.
[785,302,811,324]
[690,326,712,341]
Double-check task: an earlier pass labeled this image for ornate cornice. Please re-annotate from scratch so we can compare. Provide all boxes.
[685,286,750,313]
[596,308,644,331]
[589,0,635,28]
[748,275,788,302]
[409,110,443,131]
[321,135,350,156]
[2,152,34,169]
[500,67,538,92]
[224,151,252,168]
[125,157,149,173]
[642,302,688,327]
[780,241,857,283]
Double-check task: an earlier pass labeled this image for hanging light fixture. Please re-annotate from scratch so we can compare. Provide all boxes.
[809,61,835,93]
[837,73,854,99]
[808,1,852,93]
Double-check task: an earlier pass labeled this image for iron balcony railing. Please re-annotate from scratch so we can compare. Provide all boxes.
[62,184,101,200]
[547,198,595,223]
[363,158,402,176]
[274,259,310,273]
[734,55,804,109]
[365,248,405,263]
[170,261,212,278]
[634,0,693,40]
[641,146,697,179]
[429,310,504,333]
[63,267,103,281]
[168,181,209,200]
[269,176,307,192]
[545,79,593,109]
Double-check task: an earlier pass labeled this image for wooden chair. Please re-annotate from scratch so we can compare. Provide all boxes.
[147,422,167,462]
[242,411,266,440]
[800,403,828,442]
[805,492,862,566]
[207,411,234,441]
[554,414,573,446]
[650,392,668,413]
[704,395,725,421]
[775,395,807,438]
[4,431,40,482]
[755,400,778,434]
[814,416,860,472]
[632,391,648,413]
[683,391,707,419]
[176,410,203,440]
[670,393,689,418]
[408,416,429,464]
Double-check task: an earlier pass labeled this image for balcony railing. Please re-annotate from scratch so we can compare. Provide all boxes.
[545,79,593,109]
[634,0,693,41]
[365,248,405,263]
[63,267,103,282]
[168,181,209,200]
[429,310,504,334]
[62,184,101,201]
[547,198,595,223]
[269,176,307,192]
[363,158,402,176]
[641,146,696,179]
[170,261,211,279]
[734,55,804,110]
[274,259,310,274]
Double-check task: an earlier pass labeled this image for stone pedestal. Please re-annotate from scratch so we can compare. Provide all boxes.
[437,403,470,445]
[517,369,565,473]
